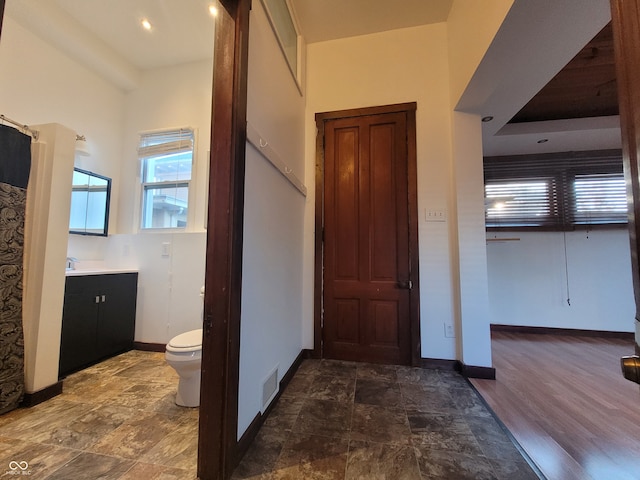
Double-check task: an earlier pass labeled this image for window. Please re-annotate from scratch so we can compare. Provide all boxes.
[138,128,194,229]
[484,150,627,229]
[573,173,627,225]
[261,0,302,89]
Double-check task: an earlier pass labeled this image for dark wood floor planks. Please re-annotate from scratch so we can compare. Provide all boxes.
[471,331,640,480]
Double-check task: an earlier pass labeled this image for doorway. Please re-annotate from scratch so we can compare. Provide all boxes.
[314,103,421,366]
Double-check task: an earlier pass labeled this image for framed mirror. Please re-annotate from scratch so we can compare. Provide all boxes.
[69,168,111,236]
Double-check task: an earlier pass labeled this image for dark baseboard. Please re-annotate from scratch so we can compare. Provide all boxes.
[20,381,63,408]
[457,362,496,380]
[420,358,457,370]
[233,349,309,468]
[420,357,495,380]
[235,412,262,464]
[133,342,166,352]
[491,324,634,340]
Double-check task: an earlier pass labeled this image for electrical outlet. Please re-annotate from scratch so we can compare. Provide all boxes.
[161,242,171,257]
[444,323,455,338]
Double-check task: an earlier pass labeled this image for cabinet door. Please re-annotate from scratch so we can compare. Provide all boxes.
[59,277,101,376]
[96,273,138,358]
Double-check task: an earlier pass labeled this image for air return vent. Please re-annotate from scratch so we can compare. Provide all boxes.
[262,366,279,411]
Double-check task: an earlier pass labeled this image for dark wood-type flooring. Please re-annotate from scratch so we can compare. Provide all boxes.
[471,331,640,480]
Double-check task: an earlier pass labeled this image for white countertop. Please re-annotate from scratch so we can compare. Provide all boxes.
[65,267,138,276]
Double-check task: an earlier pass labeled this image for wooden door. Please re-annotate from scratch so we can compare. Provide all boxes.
[321,107,417,365]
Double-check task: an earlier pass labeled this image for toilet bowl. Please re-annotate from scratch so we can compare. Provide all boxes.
[165,328,202,407]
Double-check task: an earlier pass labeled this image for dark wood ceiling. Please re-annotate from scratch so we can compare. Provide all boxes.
[509,22,618,123]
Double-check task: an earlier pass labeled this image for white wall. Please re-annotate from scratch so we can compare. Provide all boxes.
[22,125,76,393]
[447,0,515,107]
[305,24,459,361]
[0,16,125,232]
[0,12,213,383]
[449,111,492,367]
[487,230,635,332]
[103,58,214,345]
[118,59,213,234]
[102,233,206,343]
[237,1,306,437]
[0,15,125,392]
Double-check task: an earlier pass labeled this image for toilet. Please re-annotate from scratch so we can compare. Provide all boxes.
[165,328,203,407]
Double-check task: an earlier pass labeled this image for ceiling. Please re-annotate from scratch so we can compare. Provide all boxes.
[291,0,453,43]
[5,0,215,75]
[5,0,619,157]
[510,23,618,124]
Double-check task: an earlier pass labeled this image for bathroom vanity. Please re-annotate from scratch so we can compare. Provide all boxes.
[59,270,138,378]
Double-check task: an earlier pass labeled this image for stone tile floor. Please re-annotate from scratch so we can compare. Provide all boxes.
[0,350,198,479]
[232,359,541,480]
[0,352,540,479]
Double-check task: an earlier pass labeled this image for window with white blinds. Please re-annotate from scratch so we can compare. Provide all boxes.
[138,128,194,229]
[484,150,627,229]
[572,173,627,225]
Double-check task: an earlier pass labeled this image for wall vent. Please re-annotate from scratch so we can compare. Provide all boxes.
[262,366,279,411]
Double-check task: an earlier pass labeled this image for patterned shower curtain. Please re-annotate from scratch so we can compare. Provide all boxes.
[0,124,31,415]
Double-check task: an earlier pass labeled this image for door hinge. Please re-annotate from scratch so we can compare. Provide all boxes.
[204,314,213,333]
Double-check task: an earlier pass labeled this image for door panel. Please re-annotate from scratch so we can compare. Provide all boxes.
[323,111,412,365]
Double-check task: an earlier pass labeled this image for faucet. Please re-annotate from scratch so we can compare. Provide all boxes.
[66,257,78,270]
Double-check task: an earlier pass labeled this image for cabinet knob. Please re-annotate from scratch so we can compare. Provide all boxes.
[95,296,100,303]
[102,295,106,302]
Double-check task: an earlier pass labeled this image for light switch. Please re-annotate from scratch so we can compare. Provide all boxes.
[161,242,171,257]
[425,209,447,222]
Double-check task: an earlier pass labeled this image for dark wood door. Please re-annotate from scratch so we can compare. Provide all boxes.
[323,111,413,365]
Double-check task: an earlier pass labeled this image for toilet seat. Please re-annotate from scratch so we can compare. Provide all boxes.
[167,329,202,353]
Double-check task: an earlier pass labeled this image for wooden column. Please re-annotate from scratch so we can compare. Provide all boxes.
[611,1,640,362]
[198,0,250,478]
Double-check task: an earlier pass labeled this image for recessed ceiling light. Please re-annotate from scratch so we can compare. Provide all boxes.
[537,139,549,144]
[141,18,152,31]
[209,5,219,16]
[481,116,494,123]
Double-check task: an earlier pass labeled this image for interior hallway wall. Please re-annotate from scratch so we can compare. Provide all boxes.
[237,1,306,438]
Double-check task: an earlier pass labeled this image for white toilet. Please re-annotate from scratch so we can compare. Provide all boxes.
[166,328,203,407]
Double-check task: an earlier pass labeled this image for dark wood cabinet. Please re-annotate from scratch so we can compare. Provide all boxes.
[59,272,138,378]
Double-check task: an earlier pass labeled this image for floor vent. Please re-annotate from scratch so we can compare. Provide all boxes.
[262,366,279,411]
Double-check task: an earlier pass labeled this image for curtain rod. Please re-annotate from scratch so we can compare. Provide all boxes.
[0,114,40,141]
